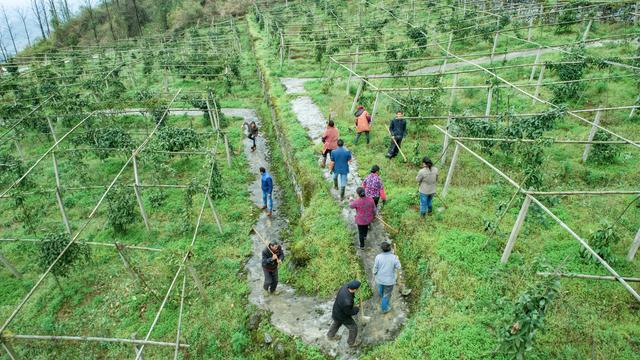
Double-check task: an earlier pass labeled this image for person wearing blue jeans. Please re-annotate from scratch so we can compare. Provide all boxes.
[260,167,273,216]
[329,139,352,200]
[416,157,438,218]
[373,242,401,313]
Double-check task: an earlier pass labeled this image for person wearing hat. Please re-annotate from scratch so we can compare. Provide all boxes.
[362,165,387,207]
[327,280,361,347]
[261,241,284,295]
[349,187,377,249]
[353,105,371,145]
[373,242,401,313]
[416,156,438,217]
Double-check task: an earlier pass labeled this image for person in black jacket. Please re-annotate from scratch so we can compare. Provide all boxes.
[261,241,284,295]
[327,280,361,347]
[386,111,407,159]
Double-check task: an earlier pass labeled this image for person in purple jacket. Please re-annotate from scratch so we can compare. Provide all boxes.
[349,187,377,249]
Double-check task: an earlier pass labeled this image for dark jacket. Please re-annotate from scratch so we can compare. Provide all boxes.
[331,284,359,322]
[261,246,284,272]
[389,118,407,138]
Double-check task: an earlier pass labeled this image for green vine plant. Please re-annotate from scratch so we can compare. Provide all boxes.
[38,233,91,290]
[208,158,226,200]
[92,127,135,159]
[385,44,410,77]
[13,190,40,234]
[579,221,620,263]
[515,138,551,191]
[547,46,610,104]
[180,179,199,234]
[155,126,201,153]
[589,130,621,164]
[106,184,138,233]
[498,272,561,360]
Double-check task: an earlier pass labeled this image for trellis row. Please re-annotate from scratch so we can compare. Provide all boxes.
[348,0,640,299]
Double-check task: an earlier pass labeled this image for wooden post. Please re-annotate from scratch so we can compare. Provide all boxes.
[629,95,639,119]
[370,92,381,122]
[132,153,151,231]
[131,333,144,360]
[205,99,216,132]
[346,45,360,95]
[223,134,231,166]
[529,47,542,82]
[532,64,545,104]
[582,19,593,42]
[207,195,223,234]
[279,31,285,68]
[52,154,72,235]
[442,74,458,163]
[212,100,221,131]
[627,228,640,261]
[527,17,534,41]
[0,252,22,278]
[1,340,18,360]
[14,140,24,161]
[116,244,161,302]
[440,32,453,73]
[501,195,532,263]
[485,87,493,118]
[163,68,169,94]
[442,143,460,198]
[581,110,603,162]
[350,79,365,113]
[186,256,209,303]
[490,32,499,64]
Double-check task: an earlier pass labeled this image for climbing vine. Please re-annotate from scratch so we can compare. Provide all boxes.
[38,232,91,278]
[106,185,138,233]
[589,130,620,164]
[156,126,201,152]
[579,221,620,262]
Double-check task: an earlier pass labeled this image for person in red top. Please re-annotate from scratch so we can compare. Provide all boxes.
[321,120,339,168]
[353,105,371,145]
[349,187,377,249]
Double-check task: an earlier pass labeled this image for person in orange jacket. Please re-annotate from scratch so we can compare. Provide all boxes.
[321,120,340,168]
[353,105,371,145]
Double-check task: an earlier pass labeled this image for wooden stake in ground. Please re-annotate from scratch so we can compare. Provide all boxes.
[442,143,460,198]
[581,110,603,162]
[350,79,365,113]
[132,153,151,231]
[0,252,22,278]
[627,228,640,261]
[501,195,532,264]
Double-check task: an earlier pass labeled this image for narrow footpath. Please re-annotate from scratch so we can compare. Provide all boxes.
[223,108,358,359]
[280,80,409,343]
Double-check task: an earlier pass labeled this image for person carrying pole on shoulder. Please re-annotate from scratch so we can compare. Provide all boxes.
[321,120,340,168]
[353,105,371,145]
[327,280,361,347]
[386,111,407,159]
[416,156,438,217]
[349,187,376,249]
[259,167,274,216]
[261,241,284,295]
[373,242,401,314]
[241,121,259,152]
[329,139,352,201]
[362,165,387,207]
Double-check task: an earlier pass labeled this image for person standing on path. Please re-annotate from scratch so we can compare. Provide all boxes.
[362,165,387,207]
[241,121,259,151]
[386,111,407,159]
[327,280,361,347]
[373,242,401,314]
[353,105,371,145]
[329,139,352,200]
[416,157,438,217]
[321,120,340,168]
[349,187,377,249]
[261,241,284,295]
[260,167,273,216]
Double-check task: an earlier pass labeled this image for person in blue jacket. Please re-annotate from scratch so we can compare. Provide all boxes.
[260,167,273,216]
[329,139,352,200]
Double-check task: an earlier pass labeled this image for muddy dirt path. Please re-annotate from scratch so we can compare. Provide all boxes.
[282,81,409,344]
[223,108,359,360]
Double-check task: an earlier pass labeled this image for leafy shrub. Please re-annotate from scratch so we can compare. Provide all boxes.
[93,127,134,159]
[156,126,201,152]
[579,222,620,262]
[38,232,91,278]
[499,274,560,359]
[106,185,138,233]
[208,159,226,200]
[406,25,428,47]
[589,130,620,164]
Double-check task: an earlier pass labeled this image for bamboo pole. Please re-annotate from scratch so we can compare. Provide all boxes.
[532,64,545,104]
[0,252,22,278]
[173,273,187,360]
[1,341,18,360]
[627,228,640,261]
[526,190,639,196]
[350,79,365,113]
[132,153,151,231]
[485,86,493,118]
[442,73,458,163]
[581,110,603,162]
[501,195,532,263]
[442,143,460,198]
[223,133,231,166]
[537,272,640,282]
[629,95,639,119]
[132,333,144,360]
[187,264,208,304]
[440,32,453,73]
[207,195,224,234]
[0,238,161,251]
[581,19,593,42]
[1,334,189,348]
[490,31,499,64]
[370,92,381,122]
[529,47,542,82]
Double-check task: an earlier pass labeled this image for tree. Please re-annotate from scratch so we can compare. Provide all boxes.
[1,6,18,54]
[102,0,117,40]
[83,0,99,43]
[16,8,31,47]
[40,0,51,36]
[106,184,138,233]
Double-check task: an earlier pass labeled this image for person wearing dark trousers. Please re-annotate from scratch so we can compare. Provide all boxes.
[349,187,377,249]
[329,139,352,200]
[386,111,407,159]
[242,121,259,151]
[327,280,361,347]
[259,167,273,216]
[261,241,284,295]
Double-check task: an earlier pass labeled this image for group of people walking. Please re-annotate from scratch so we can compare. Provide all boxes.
[246,104,439,348]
